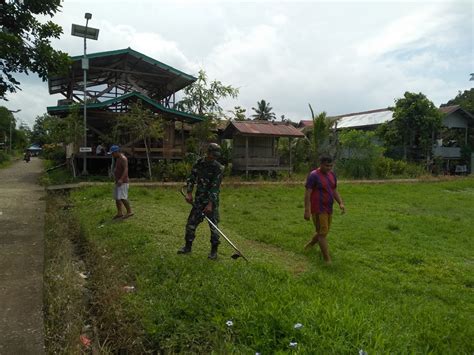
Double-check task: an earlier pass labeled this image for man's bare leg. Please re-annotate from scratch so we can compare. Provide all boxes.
[318,235,331,263]
[304,233,319,250]
[122,199,132,215]
[115,200,124,218]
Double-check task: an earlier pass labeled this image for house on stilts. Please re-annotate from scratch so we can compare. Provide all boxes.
[47,48,203,174]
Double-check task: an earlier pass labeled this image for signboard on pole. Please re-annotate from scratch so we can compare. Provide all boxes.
[79,147,92,153]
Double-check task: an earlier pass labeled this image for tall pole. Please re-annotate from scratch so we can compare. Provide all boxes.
[72,13,98,175]
[7,109,20,154]
[82,17,89,175]
[9,116,12,153]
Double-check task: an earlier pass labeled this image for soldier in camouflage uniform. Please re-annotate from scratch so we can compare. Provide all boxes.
[178,143,224,260]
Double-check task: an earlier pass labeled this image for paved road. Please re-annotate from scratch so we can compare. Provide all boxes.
[0,158,45,354]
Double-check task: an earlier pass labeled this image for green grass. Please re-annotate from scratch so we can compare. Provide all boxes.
[43,194,87,353]
[39,160,113,186]
[69,178,474,353]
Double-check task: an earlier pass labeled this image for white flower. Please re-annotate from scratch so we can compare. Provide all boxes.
[294,323,303,329]
[359,350,368,355]
[289,341,298,348]
[123,286,135,293]
[226,320,233,327]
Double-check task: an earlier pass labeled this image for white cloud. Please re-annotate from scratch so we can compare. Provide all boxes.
[2,1,472,127]
[272,14,288,26]
[5,80,54,128]
[98,21,200,74]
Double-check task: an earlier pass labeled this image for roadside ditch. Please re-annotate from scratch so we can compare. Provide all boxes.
[43,191,147,353]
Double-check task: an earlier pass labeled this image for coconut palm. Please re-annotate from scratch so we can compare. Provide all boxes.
[308,103,338,167]
[251,100,276,120]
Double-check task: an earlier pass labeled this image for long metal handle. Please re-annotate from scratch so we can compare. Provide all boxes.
[203,215,248,262]
[180,187,248,262]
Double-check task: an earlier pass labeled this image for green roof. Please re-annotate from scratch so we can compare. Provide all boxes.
[47,92,203,123]
[70,48,196,82]
[49,48,196,99]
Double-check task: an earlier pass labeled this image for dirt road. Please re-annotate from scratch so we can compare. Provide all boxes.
[0,158,45,354]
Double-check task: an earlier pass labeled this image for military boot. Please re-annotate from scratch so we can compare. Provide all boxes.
[208,244,218,260]
[177,241,192,254]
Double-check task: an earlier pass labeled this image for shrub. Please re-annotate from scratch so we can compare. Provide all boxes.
[336,158,376,179]
[151,160,192,181]
[335,130,384,179]
[42,144,65,164]
[0,150,10,165]
[374,157,426,178]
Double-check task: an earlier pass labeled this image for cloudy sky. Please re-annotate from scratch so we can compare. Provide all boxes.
[3,0,473,128]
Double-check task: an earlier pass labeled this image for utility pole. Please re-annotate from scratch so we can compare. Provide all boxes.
[71,13,99,175]
[8,109,21,153]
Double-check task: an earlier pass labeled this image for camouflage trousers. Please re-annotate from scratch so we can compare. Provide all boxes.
[185,204,220,246]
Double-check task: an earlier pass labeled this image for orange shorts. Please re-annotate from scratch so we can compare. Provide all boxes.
[312,213,332,236]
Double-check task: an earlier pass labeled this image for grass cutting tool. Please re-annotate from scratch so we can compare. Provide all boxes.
[180,187,249,262]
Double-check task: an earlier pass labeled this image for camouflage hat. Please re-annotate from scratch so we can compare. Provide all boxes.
[207,143,221,157]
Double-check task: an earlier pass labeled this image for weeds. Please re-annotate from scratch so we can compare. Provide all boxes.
[43,193,86,353]
[47,178,474,353]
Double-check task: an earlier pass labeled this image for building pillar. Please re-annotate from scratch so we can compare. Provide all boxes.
[245,136,249,179]
[471,153,474,175]
[289,137,292,176]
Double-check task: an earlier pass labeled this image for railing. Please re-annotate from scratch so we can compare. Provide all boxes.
[231,157,291,171]
[80,147,185,159]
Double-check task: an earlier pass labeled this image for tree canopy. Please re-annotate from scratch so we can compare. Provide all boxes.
[251,100,276,121]
[115,101,164,179]
[176,70,239,119]
[378,92,442,161]
[176,70,238,155]
[228,106,247,121]
[0,106,14,136]
[309,104,337,166]
[0,0,70,99]
[0,106,30,151]
[441,88,474,116]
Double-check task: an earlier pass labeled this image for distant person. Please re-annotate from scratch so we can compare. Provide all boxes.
[96,143,105,156]
[108,145,133,220]
[178,143,224,260]
[23,150,31,163]
[303,155,345,264]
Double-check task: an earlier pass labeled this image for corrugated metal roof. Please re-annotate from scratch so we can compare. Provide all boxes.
[439,105,460,114]
[48,48,196,99]
[298,120,313,128]
[299,105,472,131]
[223,121,305,138]
[336,109,393,128]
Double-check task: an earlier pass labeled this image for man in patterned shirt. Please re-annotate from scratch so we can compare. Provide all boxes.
[178,143,224,260]
[304,155,345,263]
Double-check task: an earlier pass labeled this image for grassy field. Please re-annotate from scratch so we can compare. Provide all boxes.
[68,178,474,353]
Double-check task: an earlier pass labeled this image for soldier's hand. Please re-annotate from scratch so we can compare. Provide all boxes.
[185,193,193,204]
[203,202,213,215]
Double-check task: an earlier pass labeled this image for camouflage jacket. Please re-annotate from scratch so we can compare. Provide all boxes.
[186,158,224,207]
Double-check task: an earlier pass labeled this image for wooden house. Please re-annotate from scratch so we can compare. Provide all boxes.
[298,105,473,173]
[222,120,305,176]
[46,48,202,172]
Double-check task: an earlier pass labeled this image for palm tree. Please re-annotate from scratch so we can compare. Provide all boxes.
[251,100,276,120]
[308,103,338,167]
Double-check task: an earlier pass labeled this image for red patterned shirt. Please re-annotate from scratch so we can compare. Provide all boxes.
[305,168,337,214]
